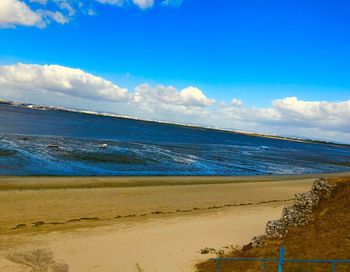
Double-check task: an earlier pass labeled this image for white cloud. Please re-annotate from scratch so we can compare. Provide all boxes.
[95,0,124,6]
[0,0,183,28]
[127,84,213,122]
[132,0,154,9]
[217,97,350,138]
[0,63,349,143]
[0,64,129,102]
[58,1,76,16]
[271,97,350,132]
[273,96,350,121]
[231,98,242,107]
[0,64,213,115]
[42,10,70,24]
[0,0,42,27]
[96,0,154,9]
[162,0,183,7]
[124,84,212,122]
[133,84,214,107]
[29,0,48,4]
[0,0,70,28]
[179,86,215,106]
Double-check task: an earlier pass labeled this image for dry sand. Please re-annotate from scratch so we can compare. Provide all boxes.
[0,175,326,271]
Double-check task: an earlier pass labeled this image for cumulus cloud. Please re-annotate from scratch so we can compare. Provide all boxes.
[133,84,214,107]
[179,86,215,106]
[0,0,70,28]
[0,0,183,28]
[0,63,213,112]
[231,98,243,107]
[131,0,154,9]
[0,0,42,27]
[0,64,129,102]
[0,63,349,143]
[273,97,350,121]
[129,84,214,120]
[272,97,350,132]
[218,97,350,137]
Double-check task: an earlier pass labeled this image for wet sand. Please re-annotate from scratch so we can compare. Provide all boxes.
[0,175,333,271]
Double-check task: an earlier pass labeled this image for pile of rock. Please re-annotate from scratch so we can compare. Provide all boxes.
[200,247,224,256]
[250,178,335,248]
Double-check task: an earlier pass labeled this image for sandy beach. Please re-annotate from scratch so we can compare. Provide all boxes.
[0,174,338,272]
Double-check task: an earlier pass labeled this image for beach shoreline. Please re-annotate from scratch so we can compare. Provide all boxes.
[1,172,350,190]
[0,174,329,271]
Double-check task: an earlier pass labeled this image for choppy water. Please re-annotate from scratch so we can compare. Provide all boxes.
[0,104,349,176]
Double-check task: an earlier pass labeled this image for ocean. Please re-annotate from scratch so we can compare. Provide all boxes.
[0,104,349,176]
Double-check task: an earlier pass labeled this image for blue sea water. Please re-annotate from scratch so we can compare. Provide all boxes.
[0,104,349,176]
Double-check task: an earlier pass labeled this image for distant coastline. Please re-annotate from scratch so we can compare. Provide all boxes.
[1,99,348,147]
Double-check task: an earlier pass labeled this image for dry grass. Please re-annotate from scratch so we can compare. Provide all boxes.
[196,176,350,272]
[6,248,69,272]
[135,263,146,272]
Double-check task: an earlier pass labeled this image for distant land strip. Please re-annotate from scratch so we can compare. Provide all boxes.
[1,99,349,147]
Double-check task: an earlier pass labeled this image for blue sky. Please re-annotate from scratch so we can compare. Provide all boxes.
[1,0,350,103]
[0,0,350,142]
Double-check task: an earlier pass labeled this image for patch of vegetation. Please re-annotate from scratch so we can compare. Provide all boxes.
[196,176,350,272]
[60,151,151,164]
[135,263,146,272]
[6,248,69,272]
[0,148,17,157]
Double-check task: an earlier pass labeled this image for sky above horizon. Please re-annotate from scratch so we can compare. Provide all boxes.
[0,0,350,143]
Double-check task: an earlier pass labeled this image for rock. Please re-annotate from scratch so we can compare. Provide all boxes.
[200,247,225,256]
[200,248,210,254]
[311,178,334,198]
[251,235,267,248]
[265,220,286,238]
[242,242,253,251]
[249,178,335,248]
[99,143,108,148]
[200,247,216,254]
